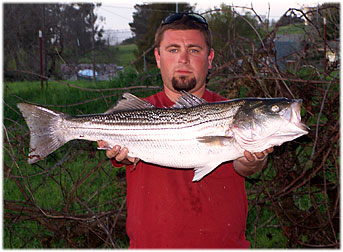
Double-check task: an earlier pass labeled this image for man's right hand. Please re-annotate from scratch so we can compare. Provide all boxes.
[97,140,136,165]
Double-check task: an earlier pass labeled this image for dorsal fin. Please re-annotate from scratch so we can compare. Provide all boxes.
[172,91,208,109]
[103,93,155,114]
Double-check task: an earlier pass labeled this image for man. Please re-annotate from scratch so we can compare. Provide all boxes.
[98,13,273,248]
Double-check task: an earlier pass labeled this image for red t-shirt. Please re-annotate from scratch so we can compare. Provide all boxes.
[112,89,249,248]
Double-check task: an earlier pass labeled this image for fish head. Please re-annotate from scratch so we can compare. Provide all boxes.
[230,98,309,152]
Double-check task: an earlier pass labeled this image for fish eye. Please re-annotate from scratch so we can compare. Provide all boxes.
[271,105,279,112]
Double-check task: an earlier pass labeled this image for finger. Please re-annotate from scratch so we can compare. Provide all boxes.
[106,145,120,159]
[266,147,274,153]
[116,147,129,162]
[255,151,265,159]
[244,150,255,162]
[117,148,136,163]
[254,147,274,159]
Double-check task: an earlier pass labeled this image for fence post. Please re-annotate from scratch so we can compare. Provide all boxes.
[323,17,327,76]
[39,30,44,89]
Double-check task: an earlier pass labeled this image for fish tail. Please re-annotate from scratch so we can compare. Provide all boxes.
[17,103,69,164]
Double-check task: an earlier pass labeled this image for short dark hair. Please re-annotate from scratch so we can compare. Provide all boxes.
[155,14,213,54]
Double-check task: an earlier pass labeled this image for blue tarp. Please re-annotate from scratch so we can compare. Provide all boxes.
[78,69,98,78]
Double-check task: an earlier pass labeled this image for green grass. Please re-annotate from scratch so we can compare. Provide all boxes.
[4,67,160,123]
[77,43,137,67]
[115,44,138,66]
[277,24,306,35]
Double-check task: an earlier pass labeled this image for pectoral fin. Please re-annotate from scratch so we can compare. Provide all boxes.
[197,136,233,146]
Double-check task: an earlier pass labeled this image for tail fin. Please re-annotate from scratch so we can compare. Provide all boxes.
[17,103,69,164]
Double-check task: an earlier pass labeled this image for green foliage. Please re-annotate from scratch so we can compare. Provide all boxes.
[3,134,127,247]
[206,5,235,49]
[4,70,161,120]
[315,3,340,40]
[246,205,288,247]
[205,4,263,66]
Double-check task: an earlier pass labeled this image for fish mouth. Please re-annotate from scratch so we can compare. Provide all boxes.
[285,100,309,133]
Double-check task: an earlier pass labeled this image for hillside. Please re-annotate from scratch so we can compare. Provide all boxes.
[78,43,137,67]
[114,43,137,66]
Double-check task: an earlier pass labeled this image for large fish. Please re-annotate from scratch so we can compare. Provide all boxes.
[17,92,309,181]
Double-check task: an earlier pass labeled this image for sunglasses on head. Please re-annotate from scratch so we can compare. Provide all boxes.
[161,12,208,27]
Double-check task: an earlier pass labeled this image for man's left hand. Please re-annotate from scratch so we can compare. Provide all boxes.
[233,147,274,177]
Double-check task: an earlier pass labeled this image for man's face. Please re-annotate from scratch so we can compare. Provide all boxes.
[155,29,214,94]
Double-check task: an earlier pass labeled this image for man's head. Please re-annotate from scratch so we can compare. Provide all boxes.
[155,13,213,55]
[154,13,214,99]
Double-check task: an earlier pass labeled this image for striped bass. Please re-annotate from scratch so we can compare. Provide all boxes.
[17,92,309,181]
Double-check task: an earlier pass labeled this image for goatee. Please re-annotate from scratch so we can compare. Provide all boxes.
[172,76,197,92]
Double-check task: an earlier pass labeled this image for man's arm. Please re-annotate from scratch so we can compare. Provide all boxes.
[233,147,274,177]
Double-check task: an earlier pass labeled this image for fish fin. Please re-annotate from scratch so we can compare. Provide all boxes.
[171,91,207,109]
[192,162,222,181]
[197,136,232,146]
[17,103,69,164]
[104,93,155,114]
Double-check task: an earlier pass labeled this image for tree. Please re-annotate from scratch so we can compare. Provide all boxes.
[205,4,262,67]
[3,3,104,80]
[4,4,43,79]
[278,11,305,26]
[129,3,193,71]
[317,3,340,41]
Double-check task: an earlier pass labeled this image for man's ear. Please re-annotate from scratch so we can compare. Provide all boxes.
[154,48,161,69]
[208,49,214,69]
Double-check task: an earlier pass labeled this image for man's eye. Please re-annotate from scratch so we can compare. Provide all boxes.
[169,49,178,53]
[190,49,199,53]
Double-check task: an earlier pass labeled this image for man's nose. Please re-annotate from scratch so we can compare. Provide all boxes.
[178,50,189,64]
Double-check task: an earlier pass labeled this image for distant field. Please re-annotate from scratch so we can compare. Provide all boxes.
[277,24,306,35]
[78,43,137,67]
[115,44,137,66]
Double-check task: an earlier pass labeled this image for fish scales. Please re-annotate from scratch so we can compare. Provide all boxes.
[78,102,237,126]
[64,103,239,148]
[65,103,239,135]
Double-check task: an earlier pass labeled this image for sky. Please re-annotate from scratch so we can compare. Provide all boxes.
[95,0,330,31]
